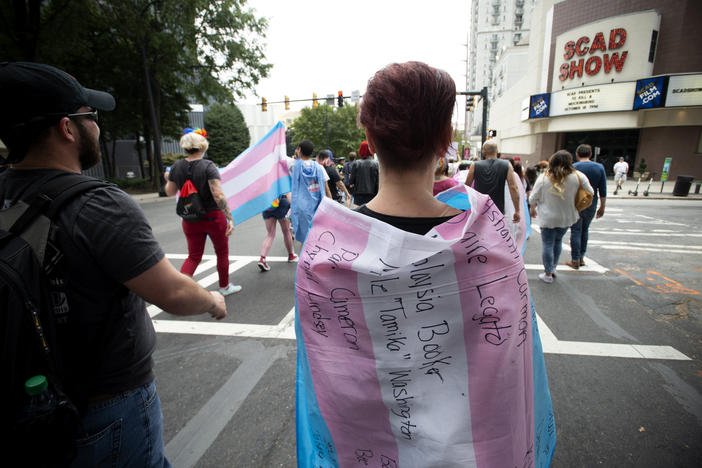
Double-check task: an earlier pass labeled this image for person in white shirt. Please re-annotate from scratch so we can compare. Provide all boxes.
[613,157,629,193]
[529,150,594,283]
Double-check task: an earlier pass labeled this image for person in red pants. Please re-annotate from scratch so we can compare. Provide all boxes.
[164,129,241,295]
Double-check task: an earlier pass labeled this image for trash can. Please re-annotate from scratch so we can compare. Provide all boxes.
[673,175,694,196]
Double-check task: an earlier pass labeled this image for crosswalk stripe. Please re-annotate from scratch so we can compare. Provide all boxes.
[148,253,690,361]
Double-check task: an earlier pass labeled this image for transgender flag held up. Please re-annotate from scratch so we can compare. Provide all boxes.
[220,121,291,225]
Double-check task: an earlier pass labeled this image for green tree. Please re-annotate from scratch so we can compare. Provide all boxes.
[0,0,270,186]
[290,105,366,160]
[205,103,250,166]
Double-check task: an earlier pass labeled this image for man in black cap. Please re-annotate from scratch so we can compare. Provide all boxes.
[0,62,228,466]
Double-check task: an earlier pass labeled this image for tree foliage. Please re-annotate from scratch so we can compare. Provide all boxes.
[205,103,250,166]
[0,0,270,184]
[289,105,366,161]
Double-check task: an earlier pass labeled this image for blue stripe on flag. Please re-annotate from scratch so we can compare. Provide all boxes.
[295,296,339,467]
[531,299,557,467]
[436,190,471,210]
[231,175,292,225]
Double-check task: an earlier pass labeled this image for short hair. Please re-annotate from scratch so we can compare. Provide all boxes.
[576,144,592,159]
[298,140,314,157]
[482,140,498,157]
[180,132,209,154]
[317,149,331,161]
[348,152,357,161]
[358,141,372,159]
[458,161,469,170]
[359,61,455,171]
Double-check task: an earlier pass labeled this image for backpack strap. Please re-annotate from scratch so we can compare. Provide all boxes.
[9,173,109,235]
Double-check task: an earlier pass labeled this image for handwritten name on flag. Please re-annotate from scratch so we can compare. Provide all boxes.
[295,185,555,467]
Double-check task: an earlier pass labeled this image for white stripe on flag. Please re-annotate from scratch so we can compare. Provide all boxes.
[220,142,287,197]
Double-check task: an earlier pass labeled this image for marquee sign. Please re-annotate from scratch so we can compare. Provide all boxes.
[550,82,636,116]
[665,74,702,107]
[552,11,660,91]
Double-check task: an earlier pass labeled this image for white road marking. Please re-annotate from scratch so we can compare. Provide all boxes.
[150,255,690,361]
[589,230,702,237]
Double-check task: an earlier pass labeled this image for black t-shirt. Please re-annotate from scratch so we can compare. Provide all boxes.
[473,158,510,214]
[355,205,460,235]
[0,168,164,402]
[325,165,342,201]
[168,158,221,212]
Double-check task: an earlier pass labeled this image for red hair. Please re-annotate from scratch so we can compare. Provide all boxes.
[359,62,455,170]
[358,140,372,158]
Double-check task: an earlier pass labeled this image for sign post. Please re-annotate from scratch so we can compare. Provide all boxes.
[660,157,672,193]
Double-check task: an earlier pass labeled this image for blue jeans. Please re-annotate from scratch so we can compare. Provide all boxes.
[570,207,596,261]
[71,380,171,468]
[541,227,568,274]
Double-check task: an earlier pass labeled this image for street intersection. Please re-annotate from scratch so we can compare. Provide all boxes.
[140,196,702,467]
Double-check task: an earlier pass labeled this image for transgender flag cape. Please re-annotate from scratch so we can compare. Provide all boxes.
[220,121,291,225]
[295,184,555,468]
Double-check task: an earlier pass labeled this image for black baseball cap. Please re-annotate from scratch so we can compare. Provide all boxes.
[0,62,116,130]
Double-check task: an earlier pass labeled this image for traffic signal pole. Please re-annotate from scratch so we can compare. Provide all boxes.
[458,86,489,147]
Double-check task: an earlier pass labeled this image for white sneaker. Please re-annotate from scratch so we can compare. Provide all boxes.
[219,284,242,296]
[538,273,554,284]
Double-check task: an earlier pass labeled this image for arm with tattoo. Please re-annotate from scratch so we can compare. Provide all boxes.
[208,179,233,222]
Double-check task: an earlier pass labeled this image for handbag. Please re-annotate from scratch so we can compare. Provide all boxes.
[574,172,593,211]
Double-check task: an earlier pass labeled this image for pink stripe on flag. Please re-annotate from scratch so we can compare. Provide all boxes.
[227,160,290,208]
[296,203,399,467]
[446,192,535,468]
[220,128,286,184]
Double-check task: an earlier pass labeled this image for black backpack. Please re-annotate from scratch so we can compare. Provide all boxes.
[175,159,207,222]
[0,173,109,466]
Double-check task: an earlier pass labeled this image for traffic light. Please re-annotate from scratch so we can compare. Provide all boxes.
[285,96,290,110]
[338,91,344,107]
[466,96,474,111]
[313,93,318,108]
[261,97,267,112]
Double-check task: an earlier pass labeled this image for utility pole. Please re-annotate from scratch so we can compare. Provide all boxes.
[458,86,489,148]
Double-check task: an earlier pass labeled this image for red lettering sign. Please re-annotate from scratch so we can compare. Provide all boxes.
[558,28,628,82]
[575,37,590,56]
[590,32,606,53]
[585,56,601,75]
[608,28,626,49]
[603,51,627,73]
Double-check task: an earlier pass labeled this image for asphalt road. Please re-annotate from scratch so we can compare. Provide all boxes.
[139,196,702,468]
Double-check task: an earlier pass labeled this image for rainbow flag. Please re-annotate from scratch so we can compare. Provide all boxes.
[295,185,555,467]
[220,122,291,225]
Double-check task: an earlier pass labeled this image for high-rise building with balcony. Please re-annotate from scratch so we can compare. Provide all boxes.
[466,0,537,139]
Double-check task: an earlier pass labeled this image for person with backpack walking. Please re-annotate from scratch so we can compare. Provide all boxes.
[164,129,241,295]
[0,62,227,467]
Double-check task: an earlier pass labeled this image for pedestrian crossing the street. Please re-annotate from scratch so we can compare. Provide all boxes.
[150,246,691,361]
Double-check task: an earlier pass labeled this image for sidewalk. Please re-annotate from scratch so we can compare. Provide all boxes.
[128,178,702,204]
[605,177,702,200]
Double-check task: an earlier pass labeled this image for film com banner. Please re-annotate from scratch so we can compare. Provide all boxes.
[295,185,556,468]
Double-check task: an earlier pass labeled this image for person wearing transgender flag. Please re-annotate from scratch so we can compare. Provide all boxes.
[294,61,555,467]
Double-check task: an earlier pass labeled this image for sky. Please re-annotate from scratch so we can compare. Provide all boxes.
[240,0,470,124]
